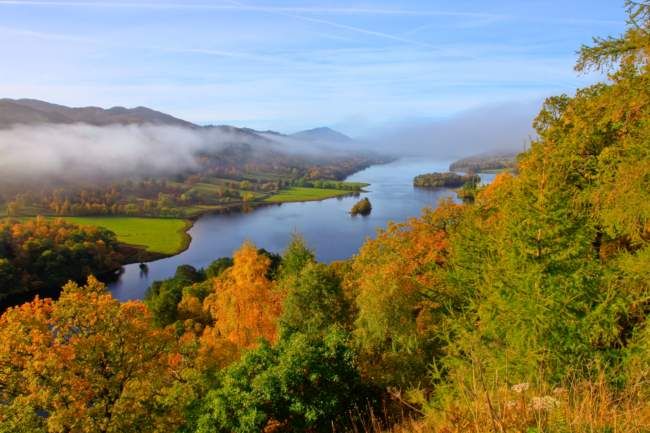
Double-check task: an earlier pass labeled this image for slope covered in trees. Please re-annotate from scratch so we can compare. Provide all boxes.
[1,3,649,432]
[0,218,123,307]
[0,100,385,219]
[413,172,481,188]
[448,151,518,172]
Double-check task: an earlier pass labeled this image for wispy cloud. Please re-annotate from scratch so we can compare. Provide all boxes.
[0,0,501,18]
[285,14,438,49]
[0,1,620,26]
[163,47,299,65]
[0,0,624,133]
[0,24,91,41]
[221,0,439,49]
[0,0,503,50]
[0,1,621,28]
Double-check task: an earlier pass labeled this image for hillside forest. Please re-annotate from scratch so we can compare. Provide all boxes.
[1,2,650,432]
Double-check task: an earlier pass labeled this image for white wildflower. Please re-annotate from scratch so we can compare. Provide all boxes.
[511,383,530,393]
[531,396,560,411]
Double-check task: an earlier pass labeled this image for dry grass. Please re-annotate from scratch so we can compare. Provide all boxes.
[352,376,650,433]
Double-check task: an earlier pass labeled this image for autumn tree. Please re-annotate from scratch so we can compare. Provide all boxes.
[202,241,283,350]
[0,218,122,306]
[145,264,205,327]
[0,277,192,433]
[576,0,649,74]
[348,200,465,387]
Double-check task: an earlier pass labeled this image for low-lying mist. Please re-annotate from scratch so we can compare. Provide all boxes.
[0,123,256,182]
[0,100,541,184]
[364,100,541,159]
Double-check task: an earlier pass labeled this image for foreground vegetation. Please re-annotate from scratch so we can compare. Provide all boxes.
[1,4,649,432]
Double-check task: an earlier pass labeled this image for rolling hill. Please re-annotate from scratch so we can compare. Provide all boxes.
[0,98,197,129]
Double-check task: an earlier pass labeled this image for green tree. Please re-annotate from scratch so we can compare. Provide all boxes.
[145,265,204,327]
[280,262,351,338]
[278,234,315,281]
[186,329,368,433]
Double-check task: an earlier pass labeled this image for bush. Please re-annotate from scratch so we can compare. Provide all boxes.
[187,329,370,433]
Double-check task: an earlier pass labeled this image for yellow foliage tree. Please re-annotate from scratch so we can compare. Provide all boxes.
[202,241,283,351]
[348,200,465,386]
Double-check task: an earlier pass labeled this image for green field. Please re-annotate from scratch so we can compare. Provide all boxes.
[15,216,191,255]
[64,217,190,255]
[265,187,354,203]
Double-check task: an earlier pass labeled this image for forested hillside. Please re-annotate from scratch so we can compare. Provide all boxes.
[0,218,123,307]
[0,2,649,432]
[0,100,385,219]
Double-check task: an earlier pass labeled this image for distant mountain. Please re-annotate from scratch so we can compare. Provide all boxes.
[291,127,353,144]
[0,98,197,129]
[0,99,381,168]
[0,100,359,152]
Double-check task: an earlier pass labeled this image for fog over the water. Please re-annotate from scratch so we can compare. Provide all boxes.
[362,100,541,159]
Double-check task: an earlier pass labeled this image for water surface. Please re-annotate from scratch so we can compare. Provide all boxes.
[110,158,494,300]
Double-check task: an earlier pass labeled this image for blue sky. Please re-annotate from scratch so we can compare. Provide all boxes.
[0,0,628,135]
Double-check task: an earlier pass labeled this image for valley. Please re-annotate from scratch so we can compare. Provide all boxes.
[0,99,388,263]
[110,158,493,300]
[2,3,649,430]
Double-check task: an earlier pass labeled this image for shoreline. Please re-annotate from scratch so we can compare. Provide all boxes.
[130,184,371,265]
[4,166,383,268]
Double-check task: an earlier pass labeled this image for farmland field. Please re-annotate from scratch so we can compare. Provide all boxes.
[63,217,190,254]
[15,216,191,255]
[264,187,355,203]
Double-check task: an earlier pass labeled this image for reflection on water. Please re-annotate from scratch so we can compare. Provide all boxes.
[110,158,496,300]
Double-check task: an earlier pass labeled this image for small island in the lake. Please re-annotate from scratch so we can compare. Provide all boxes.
[350,198,372,216]
[413,172,481,188]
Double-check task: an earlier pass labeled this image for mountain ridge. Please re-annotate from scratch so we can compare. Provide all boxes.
[0,98,197,129]
[0,99,354,148]
[291,126,354,143]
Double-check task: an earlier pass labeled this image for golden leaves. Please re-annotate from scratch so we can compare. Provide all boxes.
[0,278,189,433]
[202,242,283,353]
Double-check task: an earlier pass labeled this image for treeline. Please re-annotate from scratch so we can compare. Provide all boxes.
[1,148,382,218]
[0,218,123,306]
[1,178,278,218]
[289,179,367,191]
[448,152,517,172]
[1,176,367,219]
[413,171,481,188]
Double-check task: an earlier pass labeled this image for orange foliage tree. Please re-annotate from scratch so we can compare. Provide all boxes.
[347,199,465,386]
[0,277,191,433]
[202,241,283,352]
